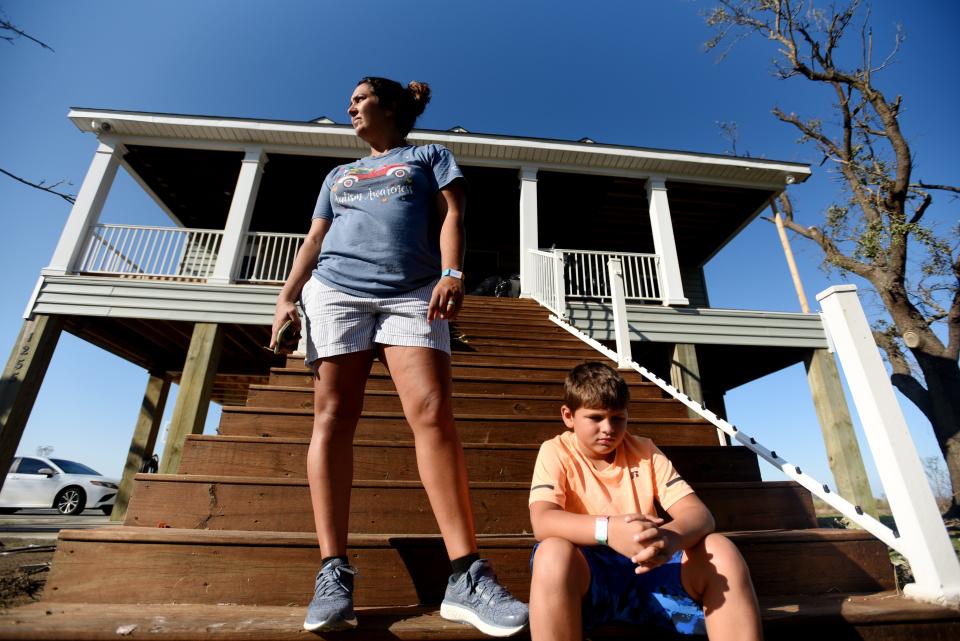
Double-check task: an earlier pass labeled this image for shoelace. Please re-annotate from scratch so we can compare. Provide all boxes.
[315,565,357,599]
[470,570,514,607]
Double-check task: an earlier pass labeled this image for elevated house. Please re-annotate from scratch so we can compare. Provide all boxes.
[0,108,957,638]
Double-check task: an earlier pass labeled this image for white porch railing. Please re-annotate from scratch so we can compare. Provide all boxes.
[236,231,305,284]
[527,249,663,315]
[76,224,224,279]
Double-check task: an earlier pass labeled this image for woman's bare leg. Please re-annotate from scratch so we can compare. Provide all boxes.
[379,345,476,558]
[308,351,375,557]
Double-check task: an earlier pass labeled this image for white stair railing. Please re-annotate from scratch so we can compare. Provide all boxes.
[528,249,566,316]
[541,257,960,606]
[76,224,223,279]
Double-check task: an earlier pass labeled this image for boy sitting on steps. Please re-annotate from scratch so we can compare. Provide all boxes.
[528,361,762,640]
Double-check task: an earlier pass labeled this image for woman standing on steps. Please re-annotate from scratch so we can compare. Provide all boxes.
[270,76,528,637]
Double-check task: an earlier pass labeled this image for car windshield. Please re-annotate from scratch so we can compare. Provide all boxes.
[50,459,101,475]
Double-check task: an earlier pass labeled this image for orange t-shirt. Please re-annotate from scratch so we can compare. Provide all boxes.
[528,430,694,516]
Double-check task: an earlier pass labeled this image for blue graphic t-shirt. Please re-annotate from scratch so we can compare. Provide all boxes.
[311,144,464,296]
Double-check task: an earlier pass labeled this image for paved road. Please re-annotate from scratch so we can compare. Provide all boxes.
[0,509,112,541]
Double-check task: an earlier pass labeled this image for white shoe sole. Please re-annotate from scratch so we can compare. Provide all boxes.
[302,615,357,632]
[440,602,527,637]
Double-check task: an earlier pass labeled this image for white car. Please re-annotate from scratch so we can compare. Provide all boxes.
[0,456,120,516]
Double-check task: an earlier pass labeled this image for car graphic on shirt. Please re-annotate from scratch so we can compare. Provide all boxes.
[335,163,410,188]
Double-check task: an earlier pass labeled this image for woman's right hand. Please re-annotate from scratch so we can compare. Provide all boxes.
[270,299,301,353]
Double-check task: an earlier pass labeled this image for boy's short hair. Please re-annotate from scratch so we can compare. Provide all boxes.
[564,361,630,411]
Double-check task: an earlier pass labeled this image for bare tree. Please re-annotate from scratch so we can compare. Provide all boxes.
[705,0,960,516]
[1,8,76,204]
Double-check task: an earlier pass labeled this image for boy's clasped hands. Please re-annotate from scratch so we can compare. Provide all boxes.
[608,513,678,573]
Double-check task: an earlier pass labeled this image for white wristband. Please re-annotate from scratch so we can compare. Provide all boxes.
[594,516,609,546]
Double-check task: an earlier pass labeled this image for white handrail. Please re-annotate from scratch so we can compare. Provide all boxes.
[77,224,224,279]
[526,249,663,310]
[237,231,306,284]
[547,312,903,552]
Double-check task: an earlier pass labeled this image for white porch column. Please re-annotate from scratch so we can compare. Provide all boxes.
[209,147,267,285]
[646,177,688,306]
[519,166,539,297]
[817,284,960,605]
[44,137,122,275]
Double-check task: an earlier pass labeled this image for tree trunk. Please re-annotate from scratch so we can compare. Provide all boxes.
[913,351,960,517]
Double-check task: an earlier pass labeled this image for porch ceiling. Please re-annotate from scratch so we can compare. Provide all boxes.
[115,146,774,267]
[62,316,281,406]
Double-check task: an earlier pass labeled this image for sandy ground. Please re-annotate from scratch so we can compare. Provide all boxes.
[0,510,111,610]
[0,538,54,609]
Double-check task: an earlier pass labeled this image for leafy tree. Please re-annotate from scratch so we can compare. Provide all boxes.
[705,0,960,515]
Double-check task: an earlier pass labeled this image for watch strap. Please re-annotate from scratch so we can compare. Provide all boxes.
[441,268,463,280]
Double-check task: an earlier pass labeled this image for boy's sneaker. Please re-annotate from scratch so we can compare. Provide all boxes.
[440,558,529,637]
[303,558,357,632]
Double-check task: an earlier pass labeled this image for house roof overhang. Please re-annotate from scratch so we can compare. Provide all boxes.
[68,108,811,188]
[67,108,813,266]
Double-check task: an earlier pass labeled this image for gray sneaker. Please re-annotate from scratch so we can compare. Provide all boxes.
[303,558,358,632]
[440,558,529,637]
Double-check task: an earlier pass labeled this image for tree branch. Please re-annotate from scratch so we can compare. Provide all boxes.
[0,167,76,204]
[916,182,960,195]
[0,17,54,52]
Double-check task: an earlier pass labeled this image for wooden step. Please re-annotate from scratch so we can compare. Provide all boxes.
[6,595,960,641]
[42,527,896,606]
[180,436,763,483]
[274,360,650,383]
[243,388,688,417]
[218,407,720,445]
[450,342,601,357]
[124,475,816,533]
[268,370,664,397]
[283,351,608,370]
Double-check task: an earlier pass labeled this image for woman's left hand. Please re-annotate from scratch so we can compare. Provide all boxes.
[428,276,464,321]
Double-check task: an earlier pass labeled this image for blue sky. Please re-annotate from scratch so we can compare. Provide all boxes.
[1,1,957,499]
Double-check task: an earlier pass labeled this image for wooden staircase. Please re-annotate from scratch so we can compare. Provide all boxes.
[2,296,958,639]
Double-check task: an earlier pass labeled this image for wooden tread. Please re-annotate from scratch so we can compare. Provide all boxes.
[245,387,683,416]
[4,594,960,641]
[179,436,763,483]
[265,372,663,397]
[42,527,896,606]
[124,475,815,533]
[218,407,719,445]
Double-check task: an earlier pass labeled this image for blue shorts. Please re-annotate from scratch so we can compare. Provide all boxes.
[531,543,706,635]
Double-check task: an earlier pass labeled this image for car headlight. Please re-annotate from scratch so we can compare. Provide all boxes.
[90,480,119,489]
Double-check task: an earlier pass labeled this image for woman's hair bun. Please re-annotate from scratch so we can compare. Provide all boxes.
[407,81,432,117]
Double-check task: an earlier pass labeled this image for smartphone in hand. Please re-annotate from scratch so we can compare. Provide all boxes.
[267,319,301,355]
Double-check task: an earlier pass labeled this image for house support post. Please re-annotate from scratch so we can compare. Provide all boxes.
[817,284,960,606]
[209,147,267,285]
[0,315,64,490]
[606,258,632,368]
[805,347,876,518]
[44,138,122,275]
[111,371,171,521]
[159,323,222,475]
[518,167,539,297]
[670,343,714,428]
[645,178,688,306]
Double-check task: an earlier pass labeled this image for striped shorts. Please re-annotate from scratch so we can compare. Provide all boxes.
[300,277,450,365]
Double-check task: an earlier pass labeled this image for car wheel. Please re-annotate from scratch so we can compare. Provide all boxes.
[54,487,85,516]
